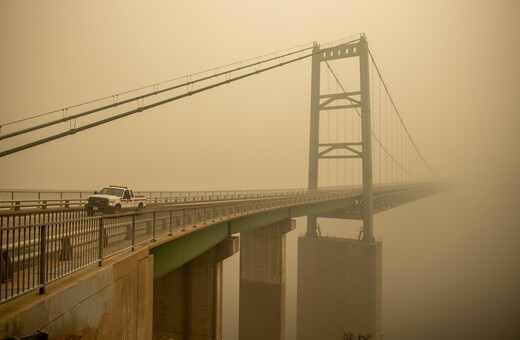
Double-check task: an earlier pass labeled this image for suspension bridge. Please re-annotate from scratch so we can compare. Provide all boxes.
[0,34,445,340]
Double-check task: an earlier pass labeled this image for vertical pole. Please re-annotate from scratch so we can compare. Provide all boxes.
[152,211,156,242]
[359,35,374,242]
[169,210,173,236]
[39,225,46,294]
[98,218,104,265]
[307,42,321,237]
[131,214,136,251]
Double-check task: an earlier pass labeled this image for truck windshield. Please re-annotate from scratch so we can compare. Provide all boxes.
[98,188,124,197]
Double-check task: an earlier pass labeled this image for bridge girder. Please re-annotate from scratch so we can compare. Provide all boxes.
[150,196,358,279]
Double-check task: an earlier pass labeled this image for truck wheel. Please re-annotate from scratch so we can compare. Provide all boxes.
[114,205,122,214]
[136,203,143,212]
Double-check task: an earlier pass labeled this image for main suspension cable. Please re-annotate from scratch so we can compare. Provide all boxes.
[0,37,363,158]
[1,46,314,141]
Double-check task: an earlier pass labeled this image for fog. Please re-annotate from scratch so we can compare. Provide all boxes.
[1,1,519,339]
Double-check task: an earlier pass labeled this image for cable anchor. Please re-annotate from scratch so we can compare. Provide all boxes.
[62,108,69,121]
[113,94,119,106]
[186,75,194,93]
[137,97,145,112]
[69,118,77,135]
[255,57,261,72]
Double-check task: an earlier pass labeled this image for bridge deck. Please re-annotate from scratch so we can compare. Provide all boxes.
[0,183,444,304]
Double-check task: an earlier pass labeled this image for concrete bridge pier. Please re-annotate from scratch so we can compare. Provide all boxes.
[239,218,295,340]
[297,236,382,340]
[153,236,239,340]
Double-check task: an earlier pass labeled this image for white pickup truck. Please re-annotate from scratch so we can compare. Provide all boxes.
[85,185,147,215]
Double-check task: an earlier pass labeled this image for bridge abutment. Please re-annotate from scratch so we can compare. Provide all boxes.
[0,248,154,340]
[297,236,382,340]
[153,236,239,340]
[238,218,295,340]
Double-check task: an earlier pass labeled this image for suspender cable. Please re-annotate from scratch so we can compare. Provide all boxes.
[4,39,368,161]
[377,64,382,184]
[324,61,422,180]
[0,52,312,158]
[336,80,339,186]
[1,39,363,158]
[368,48,441,179]
[0,46,315,142]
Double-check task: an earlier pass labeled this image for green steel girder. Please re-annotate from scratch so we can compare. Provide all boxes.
[229,196,357,234]
[150,222,229,279]
[149,196,358,279]
[290,197,357,218]
[318,210,362,220]
[149,184,447,279]
[229,209,290,234]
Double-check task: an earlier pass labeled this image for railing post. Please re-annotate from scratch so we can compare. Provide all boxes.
[39,225,47,294]
[152,211,156,242]
[131,214,136,251]
[98,218,104,266]
[169,210,173,236]
[182,209,186,231]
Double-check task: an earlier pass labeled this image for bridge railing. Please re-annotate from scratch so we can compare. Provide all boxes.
[0,186,359,304]
[0,186,352,211]
[0,189,91,211]
[0,190,92,202]
[0,199,87,211]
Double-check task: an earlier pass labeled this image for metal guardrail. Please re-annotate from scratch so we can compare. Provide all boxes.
[0,183,441,304]
[0,187,357,304]
[0,190,92,202]
[0,186,351,211]
[0,199,87,211]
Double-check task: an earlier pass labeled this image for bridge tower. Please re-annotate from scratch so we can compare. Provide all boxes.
[307,34,374,242]
[300,35,381,340]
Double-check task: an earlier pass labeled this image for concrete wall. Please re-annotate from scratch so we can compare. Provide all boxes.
[239,219,294,340]
[297,237,382,340]
[153,237,239,340]
[0,248,153,340]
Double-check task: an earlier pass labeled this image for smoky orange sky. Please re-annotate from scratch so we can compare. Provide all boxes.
[1,0,518,190]
[1,1,519,339]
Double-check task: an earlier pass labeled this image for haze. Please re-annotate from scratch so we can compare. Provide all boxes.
[1,1,519,339]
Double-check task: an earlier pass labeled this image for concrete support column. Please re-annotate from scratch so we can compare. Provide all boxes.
[153,237,239,340]
[239,219,295,340]
[297,237,382,340]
